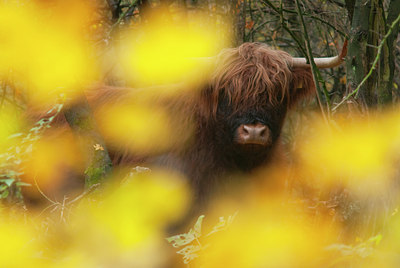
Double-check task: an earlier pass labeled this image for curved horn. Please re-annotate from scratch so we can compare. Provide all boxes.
[291,40,348,68]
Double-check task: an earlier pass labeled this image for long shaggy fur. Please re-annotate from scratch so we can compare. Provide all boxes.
[170,43,315,210]
[29,42,316,215]
[199,43,314,120]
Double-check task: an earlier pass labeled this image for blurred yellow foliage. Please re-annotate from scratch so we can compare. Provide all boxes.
[0,169,189,267]
[0,106,23,150]
[1,108,400,266]
[96,103,179,154]
[0,215,42,267]
[1,3,400,268]
[0,1,96,104]
[296,111,400,194]
[118,10,230,88]
[195,198,336,268]
[23,131,83,196]
[65,169,189,267]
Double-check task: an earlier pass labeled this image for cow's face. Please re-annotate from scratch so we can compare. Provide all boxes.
[193,41,342,169]
[216,90,287,146]
[206,90,287,169]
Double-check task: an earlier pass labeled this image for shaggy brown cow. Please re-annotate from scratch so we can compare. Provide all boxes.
[88,42,347,210]
[28,42,347,216]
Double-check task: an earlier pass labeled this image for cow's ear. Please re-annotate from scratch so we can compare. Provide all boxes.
[289,67,316,108]
[196,85,217,121]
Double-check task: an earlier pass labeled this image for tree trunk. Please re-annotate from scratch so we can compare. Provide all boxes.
[384,0,400,104]
[229,0,246,46]
[370,0,388,107]
[346,0,372,109]
[345,0,356,21]
[346,0,400,110]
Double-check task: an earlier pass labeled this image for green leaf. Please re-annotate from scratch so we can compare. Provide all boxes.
[26,144,33,153]
[325,243,354,256]
[0,190,9,198]
[166,230,196,248]
[16,182,31,187]
[206,211,238,237]
[0,178,15,187]
[193,215,205,237]
[7,133,23,139]
[368,234,382,246]
[176,245,202,264]
[166,215,205,248]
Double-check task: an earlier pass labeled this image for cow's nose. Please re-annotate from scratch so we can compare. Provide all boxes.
[235,123,271,146]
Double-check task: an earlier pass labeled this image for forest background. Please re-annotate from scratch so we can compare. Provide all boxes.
[0,0,400,267]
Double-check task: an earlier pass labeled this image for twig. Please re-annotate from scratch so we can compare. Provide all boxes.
[261,0,307,56]
[247,19,279,40]
[306,14,347,38]
[67,183,100,205]
[36,203,59,219]
[332,12,400,111]
[60,195,68,223]
[35,183,99,220]
[295,0,331,122]
[108,0,139,35]
[267,3,348,38]
[33,175,57,205]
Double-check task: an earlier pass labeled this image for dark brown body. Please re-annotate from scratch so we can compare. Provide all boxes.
[28,43,316,217]
[91,43,315,214]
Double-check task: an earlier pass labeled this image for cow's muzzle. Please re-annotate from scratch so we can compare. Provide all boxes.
[235,123,271,146]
